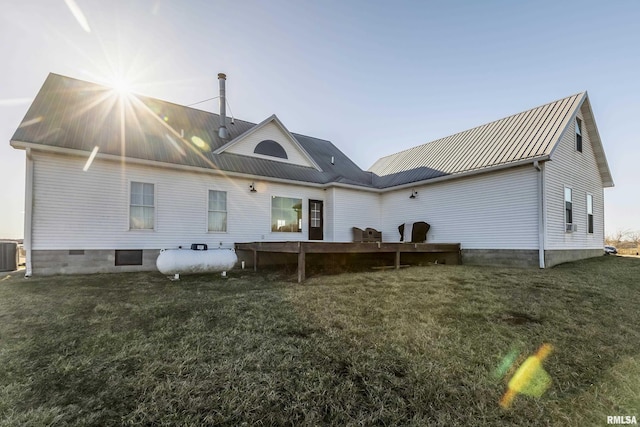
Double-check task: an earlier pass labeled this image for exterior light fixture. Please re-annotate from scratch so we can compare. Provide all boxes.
[409,190,418,199]
[249,183,257,193]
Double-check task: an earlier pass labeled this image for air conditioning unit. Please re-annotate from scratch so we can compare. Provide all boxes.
[565,223,578,232]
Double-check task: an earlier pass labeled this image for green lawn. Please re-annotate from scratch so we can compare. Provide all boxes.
[1,256,639,426]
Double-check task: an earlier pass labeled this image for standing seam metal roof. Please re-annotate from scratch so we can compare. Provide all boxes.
[11,74,611,189]
[10,73,375,187]
[369,93,584,187]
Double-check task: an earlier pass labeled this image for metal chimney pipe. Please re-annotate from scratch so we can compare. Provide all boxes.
[218,73,229,140]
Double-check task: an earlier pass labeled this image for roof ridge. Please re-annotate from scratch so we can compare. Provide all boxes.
[373,92,586,163]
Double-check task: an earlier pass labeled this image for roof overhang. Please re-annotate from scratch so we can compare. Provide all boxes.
[12,140,554,194]
[549,92,614,188]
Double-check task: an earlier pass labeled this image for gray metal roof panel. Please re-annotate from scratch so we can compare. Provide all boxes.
[11,73,373,187]
[13,75,609,190]
[368,92,585,186]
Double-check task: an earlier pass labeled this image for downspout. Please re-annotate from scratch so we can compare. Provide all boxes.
[534,160,545,268]
[24,148,34,277]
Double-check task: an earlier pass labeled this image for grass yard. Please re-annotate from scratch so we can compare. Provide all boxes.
[1,256,639,426]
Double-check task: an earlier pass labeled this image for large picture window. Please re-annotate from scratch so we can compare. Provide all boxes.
[208,190,227,232]
[130,182,154,229]
[271,196,302,232]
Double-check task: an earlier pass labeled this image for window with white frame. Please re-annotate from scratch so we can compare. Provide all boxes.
[271,196,302,232]
[575,117,583,152]
[587,193,594,234]
[208,190,227,232]
[564,187,573,232]
[130,182,154,230]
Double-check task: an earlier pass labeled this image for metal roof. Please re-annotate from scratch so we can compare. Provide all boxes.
[11,73,374,187]
[369,92,613,188]
[11,74,613,190]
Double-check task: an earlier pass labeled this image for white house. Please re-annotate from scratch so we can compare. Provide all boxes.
[10,73,613,275]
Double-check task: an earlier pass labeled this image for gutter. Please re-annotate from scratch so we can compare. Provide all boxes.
[24,148,34,277]
[11,140,552,195]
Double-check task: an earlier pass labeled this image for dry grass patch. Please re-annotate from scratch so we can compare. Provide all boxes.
[1,256,639,425]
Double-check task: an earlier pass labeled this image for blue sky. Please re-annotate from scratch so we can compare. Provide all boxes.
[1,0,638,239]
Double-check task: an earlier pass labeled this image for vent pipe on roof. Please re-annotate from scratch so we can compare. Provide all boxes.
[218,73,229,140]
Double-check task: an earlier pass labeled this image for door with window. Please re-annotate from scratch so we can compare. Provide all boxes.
[308,199,323,240]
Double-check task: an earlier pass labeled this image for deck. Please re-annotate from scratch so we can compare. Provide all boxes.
[234,241,461,282]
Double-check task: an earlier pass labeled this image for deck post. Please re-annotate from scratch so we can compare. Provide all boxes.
[298,243,306,283]
[395,249,401,269]
[253,249,258,272]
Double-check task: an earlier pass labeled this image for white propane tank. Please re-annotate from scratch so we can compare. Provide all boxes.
[156,247,237,275]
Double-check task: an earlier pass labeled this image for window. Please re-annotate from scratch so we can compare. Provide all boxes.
[115,250,143,266]
[575,117,583,152]
[310,202,321,228]
[130,182,154,229]
[565,187,573,232]
[254,140,288,159]
[271,196,302,232]
[587,194,594,234]
[208,190,227,232]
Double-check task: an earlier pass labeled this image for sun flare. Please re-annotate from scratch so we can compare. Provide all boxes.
[110,76,132,95]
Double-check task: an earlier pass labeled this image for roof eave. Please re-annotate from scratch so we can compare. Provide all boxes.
[376,156,551,190]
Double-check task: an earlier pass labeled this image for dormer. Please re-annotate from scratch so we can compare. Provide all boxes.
[214,115,322,170]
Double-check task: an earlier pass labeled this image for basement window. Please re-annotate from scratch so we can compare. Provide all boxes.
[254,140,288,159]
[115,250,143,266]
[575,117,583,152]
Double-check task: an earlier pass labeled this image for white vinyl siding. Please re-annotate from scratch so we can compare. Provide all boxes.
[331,188,381,242]
[30,152,327,250]
[381,166,539,249]
[545,106,604,249]
[223,121,316,168]
[130,182,154,230]
[208,190,227,232]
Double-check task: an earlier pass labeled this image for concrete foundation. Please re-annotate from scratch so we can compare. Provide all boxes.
[31,249,160,275]
[462,249,540,268]
[463,248,605,268]
[544,248,604,268]
[30,247,606,275]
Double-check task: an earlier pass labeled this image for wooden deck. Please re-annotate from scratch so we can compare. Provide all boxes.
[235,241,461,282]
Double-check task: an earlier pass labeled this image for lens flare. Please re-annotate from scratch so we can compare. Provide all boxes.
[63,0,91,33]
[83,146,99,172]
[191,135,209,151]
[499,343,553,409]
